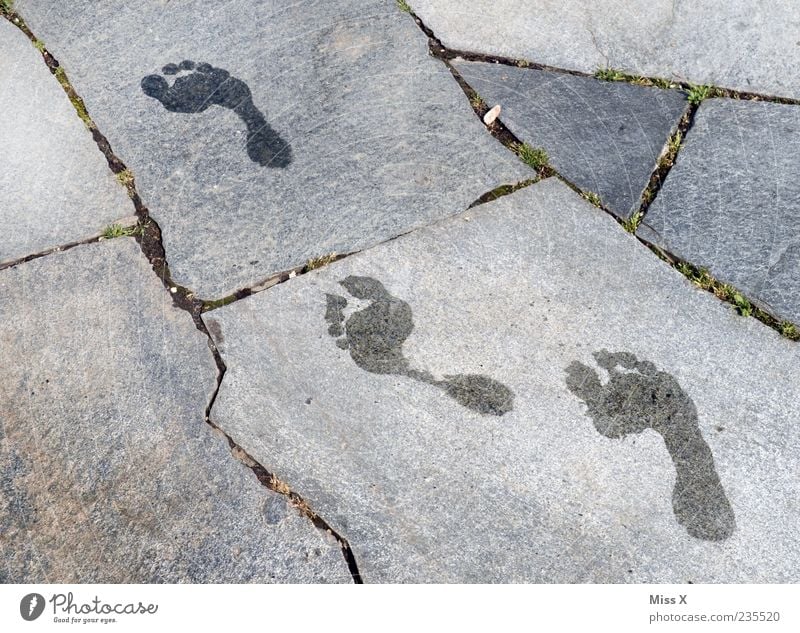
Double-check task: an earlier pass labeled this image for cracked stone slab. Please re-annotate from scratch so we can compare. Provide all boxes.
[206,179,800,582]
[0,19,132,266]
[0,239,350,583]
[16,0,530,299]
[638,98,800,326]
[409,1,800,99]
[453,60,687,219]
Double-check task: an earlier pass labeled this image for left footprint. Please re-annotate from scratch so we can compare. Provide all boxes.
[325,275,515,416]
[141,60,292,167]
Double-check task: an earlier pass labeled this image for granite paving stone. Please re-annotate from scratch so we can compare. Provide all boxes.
[409,0,800,99]
[205,178,800,583]
[16,0,530,299]
[638,98,800,326]
[453,60,687,219]
[0,238,351,583]
[0,19,133,266]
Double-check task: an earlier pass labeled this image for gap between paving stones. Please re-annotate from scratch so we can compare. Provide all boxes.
[396,3,800,343]
[0,6,364,583]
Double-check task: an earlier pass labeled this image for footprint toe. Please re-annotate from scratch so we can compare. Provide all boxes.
[141,74,168,99]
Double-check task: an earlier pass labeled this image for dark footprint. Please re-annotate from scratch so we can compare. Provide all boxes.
[141,60,292,167]
[565,350,735,541]
[325,275,514,416]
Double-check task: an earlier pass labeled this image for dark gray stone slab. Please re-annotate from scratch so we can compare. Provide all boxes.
[0,19,133,265]
[0,239,350,583]
[206,179,800,583]
[453,60,687,219]
[409,1,800,99]
[639,98,800,326]
[16,0,530,299]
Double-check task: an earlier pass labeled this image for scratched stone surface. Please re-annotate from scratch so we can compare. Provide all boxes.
[0,239,351,583]
[0,18,132,266]
[639,99,800,326]
[453,60,687,219]
[409,0,800,99]
[16,0,530,299]
[205,179,800,582]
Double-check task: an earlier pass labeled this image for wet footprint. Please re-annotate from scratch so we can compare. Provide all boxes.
[325,276,514,416]
[565,350,735,541]
[141,60,292,167]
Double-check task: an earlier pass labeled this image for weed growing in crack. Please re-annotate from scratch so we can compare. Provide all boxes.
[728,290,753,317]
[779,321,800,340]
[33,39,45,52]
[0,0,13,15]
[469,92,486,111]
[101,223,140,239]
[582,191,602,208]
[622,211,643,233]
[594,67,677,89]
[515,143,549,171]
[395,0,412,13]
[115,169,134,188]
[674,262,758,317]
[595,67,626,82]
[687,84,713,105]
[305,252,339,271]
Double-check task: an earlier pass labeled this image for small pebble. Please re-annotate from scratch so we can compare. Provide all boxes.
[483,104,502,125]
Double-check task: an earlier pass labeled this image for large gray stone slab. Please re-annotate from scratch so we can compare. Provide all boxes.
[0,239,350,583]
[639,99,800,326]
[16,0,530,299]
[0,19,132,265]
[409,1,800,99]
[206,178,800,583]
[453,60,687,219]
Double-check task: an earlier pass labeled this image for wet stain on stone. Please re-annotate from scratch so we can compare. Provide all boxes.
[565,350,735,541]
[325,275,514,416]
[205,317,224,345]
[141,60,292,167]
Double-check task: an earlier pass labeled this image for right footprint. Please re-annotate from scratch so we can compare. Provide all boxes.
[565,350,735,541]
[324,275,514,416]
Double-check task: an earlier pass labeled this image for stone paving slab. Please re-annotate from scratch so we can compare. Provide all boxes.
[16,0,530,299]
[0,19,132,266]
[409,1,800,100]
[453,60,687,219]
[206,178,800,583]
[638,98,800,326]
[0,239,350,583]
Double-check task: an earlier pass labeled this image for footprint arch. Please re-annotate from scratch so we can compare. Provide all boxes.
[325,275,514,416]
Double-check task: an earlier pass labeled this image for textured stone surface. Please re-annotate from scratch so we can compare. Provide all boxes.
[17,0,530,299]
[409,0,800,99]
[453,60,687,219]
[0,239,350,583]
[639,99,800,326]
[0,19,132,266]
[206,179,800,582]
